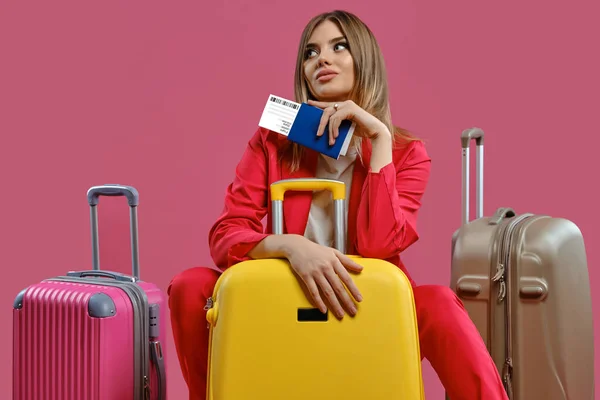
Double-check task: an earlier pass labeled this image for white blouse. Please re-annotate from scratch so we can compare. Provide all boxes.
[303,147,358,249]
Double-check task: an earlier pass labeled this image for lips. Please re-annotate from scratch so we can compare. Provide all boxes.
[316,70,338,83]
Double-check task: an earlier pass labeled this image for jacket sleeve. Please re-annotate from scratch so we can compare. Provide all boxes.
[355,140,431,259]
[208,128,270,269]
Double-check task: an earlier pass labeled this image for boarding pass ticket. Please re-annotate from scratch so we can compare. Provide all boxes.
[258,94,353,156]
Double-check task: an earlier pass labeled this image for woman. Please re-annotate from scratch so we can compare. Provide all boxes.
[168,10,508,400]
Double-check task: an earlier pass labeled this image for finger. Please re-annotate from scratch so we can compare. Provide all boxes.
[333,119,340,141]
[331,113,343,142]
[303,275,328,314]
[335,251,364,273]
[314,273,345,318]
[328,107,345,145]
[333,258,363,303]
[317,108,333,137]
[328,115,336,146]
[324,264,357,315]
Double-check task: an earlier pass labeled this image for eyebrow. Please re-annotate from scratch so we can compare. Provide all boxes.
[306,36,347,48]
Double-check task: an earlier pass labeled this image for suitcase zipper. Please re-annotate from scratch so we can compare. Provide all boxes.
[204,297,214,329]
[497,214,533,399]
[491,263,506,302]
[204,297,214,310]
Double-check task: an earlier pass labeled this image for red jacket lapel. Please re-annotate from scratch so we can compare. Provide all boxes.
[346,139,371,255]
[280,148,319,236]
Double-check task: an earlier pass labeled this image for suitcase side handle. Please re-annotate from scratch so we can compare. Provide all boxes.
[66,270,137,282]
[150,340,166,400]
[270,178,346,254]
[489,207,516,225]
[86,184,141,280]
[461,128,484,225]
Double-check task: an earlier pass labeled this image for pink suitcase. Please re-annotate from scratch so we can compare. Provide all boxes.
[12,184,167,400]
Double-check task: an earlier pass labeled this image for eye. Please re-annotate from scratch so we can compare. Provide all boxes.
[305,48,318,59]
[334,42,349,51]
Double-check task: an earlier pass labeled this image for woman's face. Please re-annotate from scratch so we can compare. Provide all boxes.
[303,20,355,102]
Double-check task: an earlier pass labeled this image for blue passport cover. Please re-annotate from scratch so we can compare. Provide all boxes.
[287,103,354,159]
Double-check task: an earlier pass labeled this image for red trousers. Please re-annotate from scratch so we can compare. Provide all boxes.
[168,266,508,400]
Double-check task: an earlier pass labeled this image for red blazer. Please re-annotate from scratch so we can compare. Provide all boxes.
[208,127,431,287]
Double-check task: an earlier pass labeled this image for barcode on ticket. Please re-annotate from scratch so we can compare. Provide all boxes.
[258,94,301,136]
[269,95,299,110]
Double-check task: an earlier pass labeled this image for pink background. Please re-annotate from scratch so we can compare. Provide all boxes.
[1,1,598,398]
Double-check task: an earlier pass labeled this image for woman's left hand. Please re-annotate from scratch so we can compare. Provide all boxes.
[307,99,391,146]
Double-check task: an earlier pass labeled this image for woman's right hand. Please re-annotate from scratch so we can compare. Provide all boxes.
[285,236,364,319]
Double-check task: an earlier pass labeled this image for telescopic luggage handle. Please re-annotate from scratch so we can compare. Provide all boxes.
[461,128,484,225]
[86,184,141,280]
[270,178,346,254]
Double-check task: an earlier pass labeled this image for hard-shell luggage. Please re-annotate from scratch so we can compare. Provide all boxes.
[450,128,594,399]
[12,184,167,400]
[204,178,424,400]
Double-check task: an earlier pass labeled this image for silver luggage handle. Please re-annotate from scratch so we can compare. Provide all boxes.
[86,184,141,280]
[461,128,484,225]
[270,178,346,254]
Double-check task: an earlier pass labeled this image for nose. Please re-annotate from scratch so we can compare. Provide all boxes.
[317,49,332,67]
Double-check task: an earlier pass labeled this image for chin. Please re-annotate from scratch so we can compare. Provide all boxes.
[311,88,350,102]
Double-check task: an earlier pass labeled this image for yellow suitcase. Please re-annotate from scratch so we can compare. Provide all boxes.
[205,179,424,399]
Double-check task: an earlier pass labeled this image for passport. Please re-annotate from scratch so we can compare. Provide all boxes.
[258,94,355,159]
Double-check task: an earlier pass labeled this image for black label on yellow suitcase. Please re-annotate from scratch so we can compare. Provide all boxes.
[205,178,425,399]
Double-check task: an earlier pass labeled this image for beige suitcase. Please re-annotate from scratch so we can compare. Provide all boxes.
[449,128,594,399]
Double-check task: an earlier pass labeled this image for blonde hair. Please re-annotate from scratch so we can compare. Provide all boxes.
[284,10,418,171]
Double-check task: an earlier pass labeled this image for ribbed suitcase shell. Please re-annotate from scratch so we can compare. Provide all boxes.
[13,277,167,400]
[205,257,424,400]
